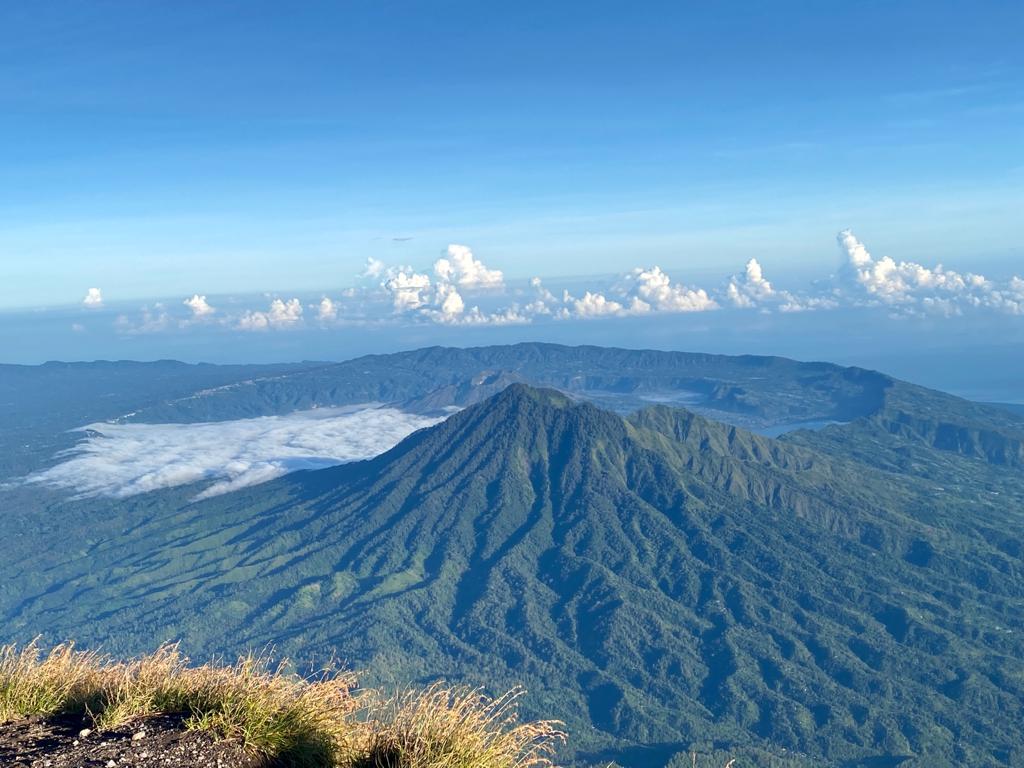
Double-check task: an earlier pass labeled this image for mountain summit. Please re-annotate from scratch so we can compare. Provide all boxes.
[5,383,1024,766]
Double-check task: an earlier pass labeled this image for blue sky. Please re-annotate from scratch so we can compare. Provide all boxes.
[1,1,1022,405]
[1,0,1022,309]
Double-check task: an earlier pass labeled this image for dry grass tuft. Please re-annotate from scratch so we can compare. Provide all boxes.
[0,640,360,766]
[0,641,565,768]
[92,646,362,767]
[0,641,106,720]
[357,684,565,768]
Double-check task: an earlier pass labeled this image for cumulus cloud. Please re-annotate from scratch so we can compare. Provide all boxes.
[1001,276,1024,315]
[837,229,976,302]
[837,229,873,269]
[462,306,530,325]
[434,244,504,288]
[82,288,103,308]
[22,406,444,500]
[237,298,304,331]
[727,259,775,308]
[522,277,559,316]
[562,290,627,318]
[374,245,519,324]
[835,229,1020,315]
[271,298,303,323]
[626,266,718,313]
[436,282,465,318]
[362,257,386,279]
[183,294,215,318]
[559,266,717,319]
[382,268,432,311]
[419,282,530,325]
[236,312,269,331]
[317,296,338,322]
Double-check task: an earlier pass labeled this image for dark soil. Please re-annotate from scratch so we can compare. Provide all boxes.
[0,712,268,767]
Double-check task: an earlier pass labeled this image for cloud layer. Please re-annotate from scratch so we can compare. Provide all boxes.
[23,406,443,500]
[102,233,1024,334]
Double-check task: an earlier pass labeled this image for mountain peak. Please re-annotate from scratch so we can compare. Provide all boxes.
[490,382,573,409]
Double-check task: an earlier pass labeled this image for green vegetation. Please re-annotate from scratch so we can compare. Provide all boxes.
[0,640,562,768]
[3,345,1024,766]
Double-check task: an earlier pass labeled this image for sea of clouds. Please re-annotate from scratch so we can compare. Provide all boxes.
[23,406,444,500]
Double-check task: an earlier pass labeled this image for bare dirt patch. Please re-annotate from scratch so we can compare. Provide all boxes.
[0,712,267,768]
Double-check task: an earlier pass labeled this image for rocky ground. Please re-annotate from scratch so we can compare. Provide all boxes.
[0,713,266,767]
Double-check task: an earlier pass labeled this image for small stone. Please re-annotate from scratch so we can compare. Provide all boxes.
[132,729,146,741]
[106,761,116,768]
[78,727,92,738]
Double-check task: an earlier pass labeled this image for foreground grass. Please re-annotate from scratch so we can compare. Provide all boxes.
[0,641,564,768]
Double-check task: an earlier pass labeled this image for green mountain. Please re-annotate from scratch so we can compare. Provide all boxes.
[5,382,1023,767]
[109,343,894,429]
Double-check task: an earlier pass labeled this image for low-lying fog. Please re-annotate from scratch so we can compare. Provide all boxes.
[23,406,443,500]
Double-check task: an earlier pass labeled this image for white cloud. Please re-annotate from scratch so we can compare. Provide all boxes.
[627,266,719,313]
[382,268,432,311]
[557,266,717,320]
[530,276,557,304]
[835,229,1019,314]
[727,258,775,308]
[464,306,530,325]
[723,258,836,312]
[436,282,465,319]
[434,244,503,288]
[377,246,511,323]
[437,305,531,326]
[236,311,269,331]
[837,229,873,269]
[977,275,1024,315]
[22,406,444,500]
[183,294,215,318]
[421,282,530,325]
[778,294,839,313]
[237,298,304,331]
[82,288,103,308]
[362,257,386,279]
[563,290,626,318]
[837,229,967,301]
[270,298,303,324]
[523,277,558,315]
[317,296,338,322]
